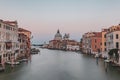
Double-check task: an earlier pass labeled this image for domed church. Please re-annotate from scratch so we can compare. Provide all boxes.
[54,29,62,40]
[48,29,80,51]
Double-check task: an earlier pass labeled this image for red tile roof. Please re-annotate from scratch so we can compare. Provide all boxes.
[3,21,17,26]
[91,32,102,37]
[18,28,31,33]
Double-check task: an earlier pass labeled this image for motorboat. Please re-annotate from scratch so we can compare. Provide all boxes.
[31,48,40,54]
[18,59,28,62]
[6,61,20,65]
[0,67,4,72]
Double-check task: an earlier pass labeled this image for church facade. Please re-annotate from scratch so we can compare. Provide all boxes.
[48,30,80,51]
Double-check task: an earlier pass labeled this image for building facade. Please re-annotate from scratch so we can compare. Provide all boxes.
[66,40,79,51]
[48,30,80,51]
[0,20,19,63]
[49,29,62,49]
[106,24,120,51]
[17,33,27,59]
[82,32,95,54]
[18,28,31,59]
[91,32,102,54]
[101,29,108,52]
[105,24,120,64]
[82,32,102,54]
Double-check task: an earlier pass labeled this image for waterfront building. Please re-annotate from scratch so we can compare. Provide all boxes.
[48,30,79,51]
[82,32,95,54]
[82,32,102,54]
[61,33,69,50]
[42,42,49,48]
[49,40,62,49]
[66,40,80,51]
[49,29,62,49]
[91,32,102,54]
[0,19,19,63]
[106,24,120,64]
[101,29,108,52]
[106,24,120,51]
[17,33,27,59]
[100,29,108,58]
[18,28,31,58]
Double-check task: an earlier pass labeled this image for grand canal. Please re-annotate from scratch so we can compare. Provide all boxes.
[0,48,120,80]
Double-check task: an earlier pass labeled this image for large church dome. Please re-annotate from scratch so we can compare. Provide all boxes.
[54,29,62,40]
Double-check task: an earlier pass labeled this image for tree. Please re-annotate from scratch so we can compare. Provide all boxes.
[108,49,119,62]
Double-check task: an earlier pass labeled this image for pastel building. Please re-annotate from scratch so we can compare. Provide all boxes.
[49,40,62,49]
[105,24,120,64]
[82,32,102,54]
[82,32,95,54]
[0,19,19,63]
[18,28,31,58]
[49,29,62,49]
[101,29,108,52]
[91,32,102,54]
[100,29,108,58]
[18,33,27,58]
[48,30,80,51]
[66,40,79,51]
[106,24,120,51]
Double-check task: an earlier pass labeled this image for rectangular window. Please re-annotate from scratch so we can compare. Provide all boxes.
[104,48,106,51]
[6,26,11,30]
[104,34,106,38]
[6,42,12,50]
[3,54,6,57]
[95,39,96,43]
[116,42,119,49]
[0,24,1,28]
[116,34,119,39]
[0,45,1,51]
[110,35,113,39]
[95,45,97,49]
[104,42,106,46]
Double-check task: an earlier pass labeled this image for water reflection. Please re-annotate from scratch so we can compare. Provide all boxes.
[0,48,120,80]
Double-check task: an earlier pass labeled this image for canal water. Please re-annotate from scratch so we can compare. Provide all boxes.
[0,48,120,80]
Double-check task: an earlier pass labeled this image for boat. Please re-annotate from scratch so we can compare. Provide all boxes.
[104,59,110,63]
[0,67,4,72]
[18,59,28,62]
[6,61,20,65]
[31,48,40,54]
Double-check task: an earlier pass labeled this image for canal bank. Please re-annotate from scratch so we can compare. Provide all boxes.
[0,48,120,80]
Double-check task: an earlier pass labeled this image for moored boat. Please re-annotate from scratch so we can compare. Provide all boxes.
[0,67,5,72]
[6,61,20,65]
[31,48,40,54]
[18,59,28,63]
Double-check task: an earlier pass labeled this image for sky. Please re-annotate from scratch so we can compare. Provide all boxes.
[0,0,120,44]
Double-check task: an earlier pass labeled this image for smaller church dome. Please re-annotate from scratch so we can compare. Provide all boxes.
[63,33,69,40]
